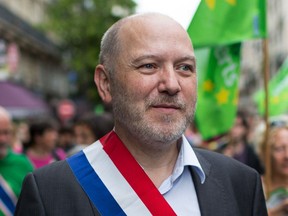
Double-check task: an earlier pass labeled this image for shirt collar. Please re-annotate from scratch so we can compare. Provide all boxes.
[178,135,206,184]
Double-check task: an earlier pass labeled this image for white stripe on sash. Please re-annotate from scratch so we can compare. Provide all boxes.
[0,199,13,216]
[0,175,17,215]
[83,141,152,215]
[0,175,17,204]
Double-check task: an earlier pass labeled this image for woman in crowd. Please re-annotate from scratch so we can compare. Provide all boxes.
[23,119,66,169]
[262,123,288,216]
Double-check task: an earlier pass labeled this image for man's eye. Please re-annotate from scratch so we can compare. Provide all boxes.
[136,63,158,74]
[141,64,154,69]
[179,64,193,72]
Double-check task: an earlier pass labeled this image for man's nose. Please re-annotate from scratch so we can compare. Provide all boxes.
[157,66,181,95]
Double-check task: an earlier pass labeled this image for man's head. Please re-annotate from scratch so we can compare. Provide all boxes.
[27,120,58,151]
[73,112,114,145]
[95,13,197,146]
[0,106,12,159]
[229,111,249,144]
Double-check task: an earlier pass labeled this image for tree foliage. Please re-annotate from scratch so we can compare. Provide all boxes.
[44,0,136,105]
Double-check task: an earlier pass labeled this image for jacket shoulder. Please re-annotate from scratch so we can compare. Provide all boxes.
[16,160,99,215]
[193,147,259,175]
[33,160,71,178]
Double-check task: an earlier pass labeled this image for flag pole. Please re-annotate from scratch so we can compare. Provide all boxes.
[262,37,271,198]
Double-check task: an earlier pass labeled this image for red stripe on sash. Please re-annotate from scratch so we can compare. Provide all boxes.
[100,131,176,216]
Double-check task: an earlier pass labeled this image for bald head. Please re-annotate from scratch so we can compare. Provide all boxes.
[0,106,11,122]
[0,106,12,159]
[99,13,193,75]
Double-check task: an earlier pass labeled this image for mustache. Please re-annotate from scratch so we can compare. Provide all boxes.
[146,95,186,109]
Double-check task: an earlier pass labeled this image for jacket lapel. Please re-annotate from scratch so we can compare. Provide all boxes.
[191,150,227,216]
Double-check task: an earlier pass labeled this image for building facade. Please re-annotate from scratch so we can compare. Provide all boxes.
[0,0,70,100]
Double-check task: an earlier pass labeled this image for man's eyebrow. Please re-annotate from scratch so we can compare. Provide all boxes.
[130,55,196,66]
[177,55,196,64]
[131,55,158,64]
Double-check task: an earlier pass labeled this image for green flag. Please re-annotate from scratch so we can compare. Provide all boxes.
[187,0,267,48]
[195,43,241,140]
[254,58,288,116]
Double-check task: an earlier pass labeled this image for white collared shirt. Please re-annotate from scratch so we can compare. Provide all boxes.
[159,135,206,215]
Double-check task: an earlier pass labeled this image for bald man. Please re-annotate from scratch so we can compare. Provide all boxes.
[0,106,33,215]
[15,13,267,216]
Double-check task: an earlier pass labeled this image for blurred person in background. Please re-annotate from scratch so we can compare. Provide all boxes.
[262,124,288,216]
[228,110,265,175]
[73,116,96,145]
[68,112,114,156]
[11,122,30,154]
[57,125,76,153]
[23,119,66,169]
[73,112,114,145]
[0,106,33,215]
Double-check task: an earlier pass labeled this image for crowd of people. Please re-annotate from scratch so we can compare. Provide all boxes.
[4,104,288,215]
[0,106,114,215]
[0,12,287,216]
[184,112,288,216]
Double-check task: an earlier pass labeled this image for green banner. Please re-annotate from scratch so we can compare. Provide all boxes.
[254,58,288,116]
[188,0,267,48]
[195,43,241,140]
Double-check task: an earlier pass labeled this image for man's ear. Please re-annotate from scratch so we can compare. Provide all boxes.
[94,65,112,103]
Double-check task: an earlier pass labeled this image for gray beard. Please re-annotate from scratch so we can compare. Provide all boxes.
[112,94,195,147]
[109,73,197,148]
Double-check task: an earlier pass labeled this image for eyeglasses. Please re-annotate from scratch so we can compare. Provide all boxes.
[270,120,288,128]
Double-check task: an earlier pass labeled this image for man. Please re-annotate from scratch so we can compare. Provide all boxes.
[15,13,267,215]
[229,111,265,175]
[0,106,34,216]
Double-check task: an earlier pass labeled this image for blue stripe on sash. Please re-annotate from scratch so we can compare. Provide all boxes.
[67,151,126,216]
[0,184,15,214]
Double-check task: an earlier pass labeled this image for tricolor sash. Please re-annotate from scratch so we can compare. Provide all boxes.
[0,175,17,216]
[67,131,176,215]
